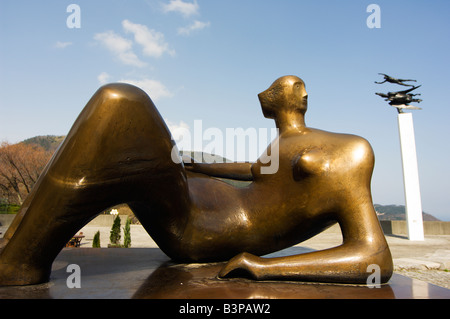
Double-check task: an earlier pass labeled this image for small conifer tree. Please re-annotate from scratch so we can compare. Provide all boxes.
[123,217,131,248]
[109,215,121,246]
[92,230,101,248]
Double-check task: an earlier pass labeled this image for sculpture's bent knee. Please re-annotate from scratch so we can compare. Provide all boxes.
[47,82,175,186]
[97,83,153,105]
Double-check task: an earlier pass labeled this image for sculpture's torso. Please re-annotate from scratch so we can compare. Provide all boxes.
[171,128,374,262]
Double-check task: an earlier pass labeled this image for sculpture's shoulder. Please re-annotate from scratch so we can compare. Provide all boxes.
[291,128,374,179]
[307,128,373,154]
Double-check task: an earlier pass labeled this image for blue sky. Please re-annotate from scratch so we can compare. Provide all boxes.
[1,1,449,221]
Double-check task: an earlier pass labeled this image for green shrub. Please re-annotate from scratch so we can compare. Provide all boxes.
[92,230,101,248]
[109,215,121,246]
[0,203,21,214]
[123,217,131,248]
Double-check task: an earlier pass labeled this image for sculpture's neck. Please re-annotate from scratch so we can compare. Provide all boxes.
[275,110,306,134]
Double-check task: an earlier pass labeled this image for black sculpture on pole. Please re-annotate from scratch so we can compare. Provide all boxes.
[375,74,422,113]
[375,73,425,241]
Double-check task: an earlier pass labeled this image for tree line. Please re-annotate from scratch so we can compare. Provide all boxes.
[0,141,53,206]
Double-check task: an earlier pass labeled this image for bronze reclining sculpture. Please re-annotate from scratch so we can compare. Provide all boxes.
[0,75,393,286]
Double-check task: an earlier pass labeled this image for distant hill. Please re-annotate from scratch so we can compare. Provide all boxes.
[374,204,440,221]
[22,135,65,152]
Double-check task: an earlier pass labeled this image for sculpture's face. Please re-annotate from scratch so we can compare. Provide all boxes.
[258,75,308,119]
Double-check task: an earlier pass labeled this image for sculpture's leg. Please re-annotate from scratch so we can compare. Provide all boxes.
[0,83,189,286]
[219,192,393,284]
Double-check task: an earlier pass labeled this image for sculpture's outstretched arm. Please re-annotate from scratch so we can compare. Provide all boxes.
[186,162,253,181]
[375,73,388,84]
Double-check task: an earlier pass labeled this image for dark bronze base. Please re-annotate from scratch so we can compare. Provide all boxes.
[0,248,449,299]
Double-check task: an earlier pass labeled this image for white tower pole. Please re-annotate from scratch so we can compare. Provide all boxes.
[397,112,424,241]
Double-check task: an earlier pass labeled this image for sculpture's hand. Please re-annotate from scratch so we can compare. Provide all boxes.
[182,162,253,181]
[182,155,198,171]
[218,252,264,280]
[181,155,196,164]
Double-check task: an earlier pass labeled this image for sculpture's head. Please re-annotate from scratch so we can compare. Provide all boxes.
[258,75,308,119]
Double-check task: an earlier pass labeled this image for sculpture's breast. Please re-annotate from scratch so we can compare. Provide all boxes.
[292,148,330,181]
